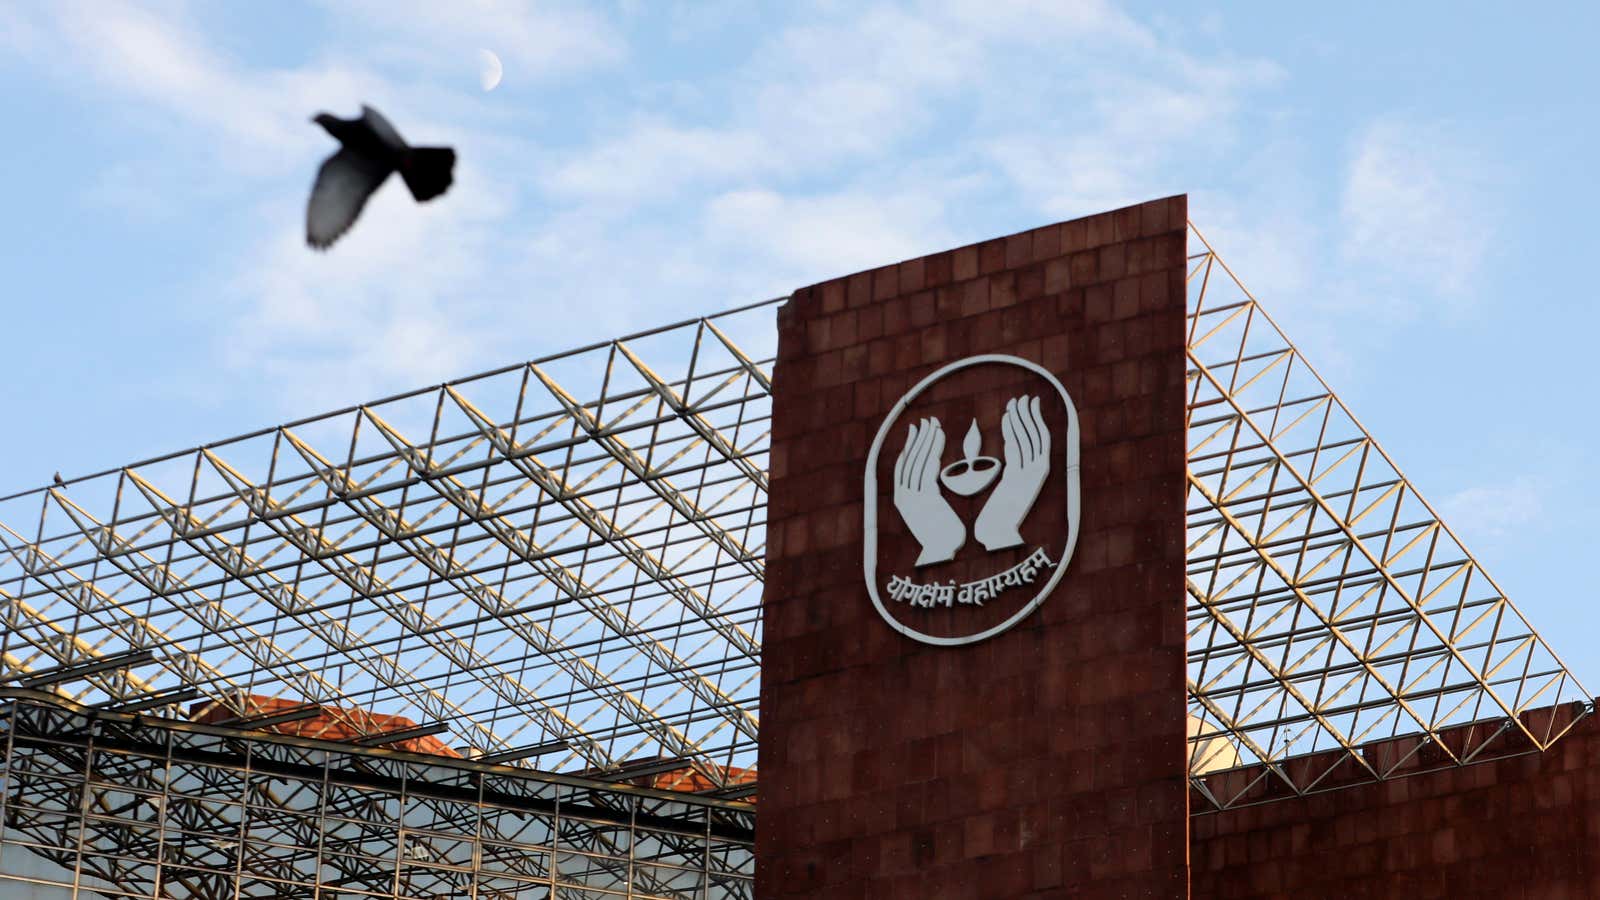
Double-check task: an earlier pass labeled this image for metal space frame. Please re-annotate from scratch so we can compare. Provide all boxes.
[0,689,753,898]
[1183,225,1589,808]
[0,223,1590,896]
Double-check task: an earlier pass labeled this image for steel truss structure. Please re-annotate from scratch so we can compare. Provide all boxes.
[0,689,753,898]
[0,223,1590,894]
[0,301,776,790]
[1184,225,1589,808]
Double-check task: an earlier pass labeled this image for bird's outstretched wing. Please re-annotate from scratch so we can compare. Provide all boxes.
[361,105,408,152]
[306,148,390,249]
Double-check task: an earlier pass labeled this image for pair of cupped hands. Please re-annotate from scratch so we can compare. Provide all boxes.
[892,395,1050,566]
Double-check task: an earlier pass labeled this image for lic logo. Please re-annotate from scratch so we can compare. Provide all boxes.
[864,355,1081,646]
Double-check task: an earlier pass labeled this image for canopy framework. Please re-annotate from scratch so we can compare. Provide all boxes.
[1183,225,1590,807]
[0,690,754,899]
[0,302,777,789]
[0,225,1587,834]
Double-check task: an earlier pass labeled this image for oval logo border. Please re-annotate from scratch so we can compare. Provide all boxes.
[863,354,1082,647]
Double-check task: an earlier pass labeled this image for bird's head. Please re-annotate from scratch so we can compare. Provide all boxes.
[311,113,341,134]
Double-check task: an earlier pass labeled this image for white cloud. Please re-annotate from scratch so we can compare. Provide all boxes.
[551,0,1281,220]
[320,0,624,83]
[543,122,775,202]
[931,0,1153,48]
[981,51,1281,222]
[541,5,989,205]
[1437,477,1544,550]
[744,6,984,154]
[537,0,1286,312]
[84,161,185,222]
[3,2,551,418]
[221,155,528,413]
[41,2,305,156]
[1340,119,1496,301]
[705,187,958,282]
[0,4,46,55]
[9,0,1300,427]
[486,1,1306,436]
[16,1,577,175]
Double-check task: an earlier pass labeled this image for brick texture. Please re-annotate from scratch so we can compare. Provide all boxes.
[757,196,1191,898]
[190,694,460,757]
[1190,702,1600,898]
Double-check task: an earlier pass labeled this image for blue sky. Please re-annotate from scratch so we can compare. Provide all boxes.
[2,0,1599,693]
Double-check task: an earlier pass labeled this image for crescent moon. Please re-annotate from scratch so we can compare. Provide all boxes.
[478,49,503,92]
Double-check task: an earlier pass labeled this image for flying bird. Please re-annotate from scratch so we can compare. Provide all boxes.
[306,105,456,250]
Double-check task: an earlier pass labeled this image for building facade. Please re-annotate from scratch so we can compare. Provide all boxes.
[0,197,1590,897]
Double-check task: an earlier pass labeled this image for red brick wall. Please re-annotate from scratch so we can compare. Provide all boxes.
[757,197,1192,898]
[1191,705,1600,898]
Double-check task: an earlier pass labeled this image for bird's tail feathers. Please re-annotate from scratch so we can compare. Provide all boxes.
[401,147,456,202]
